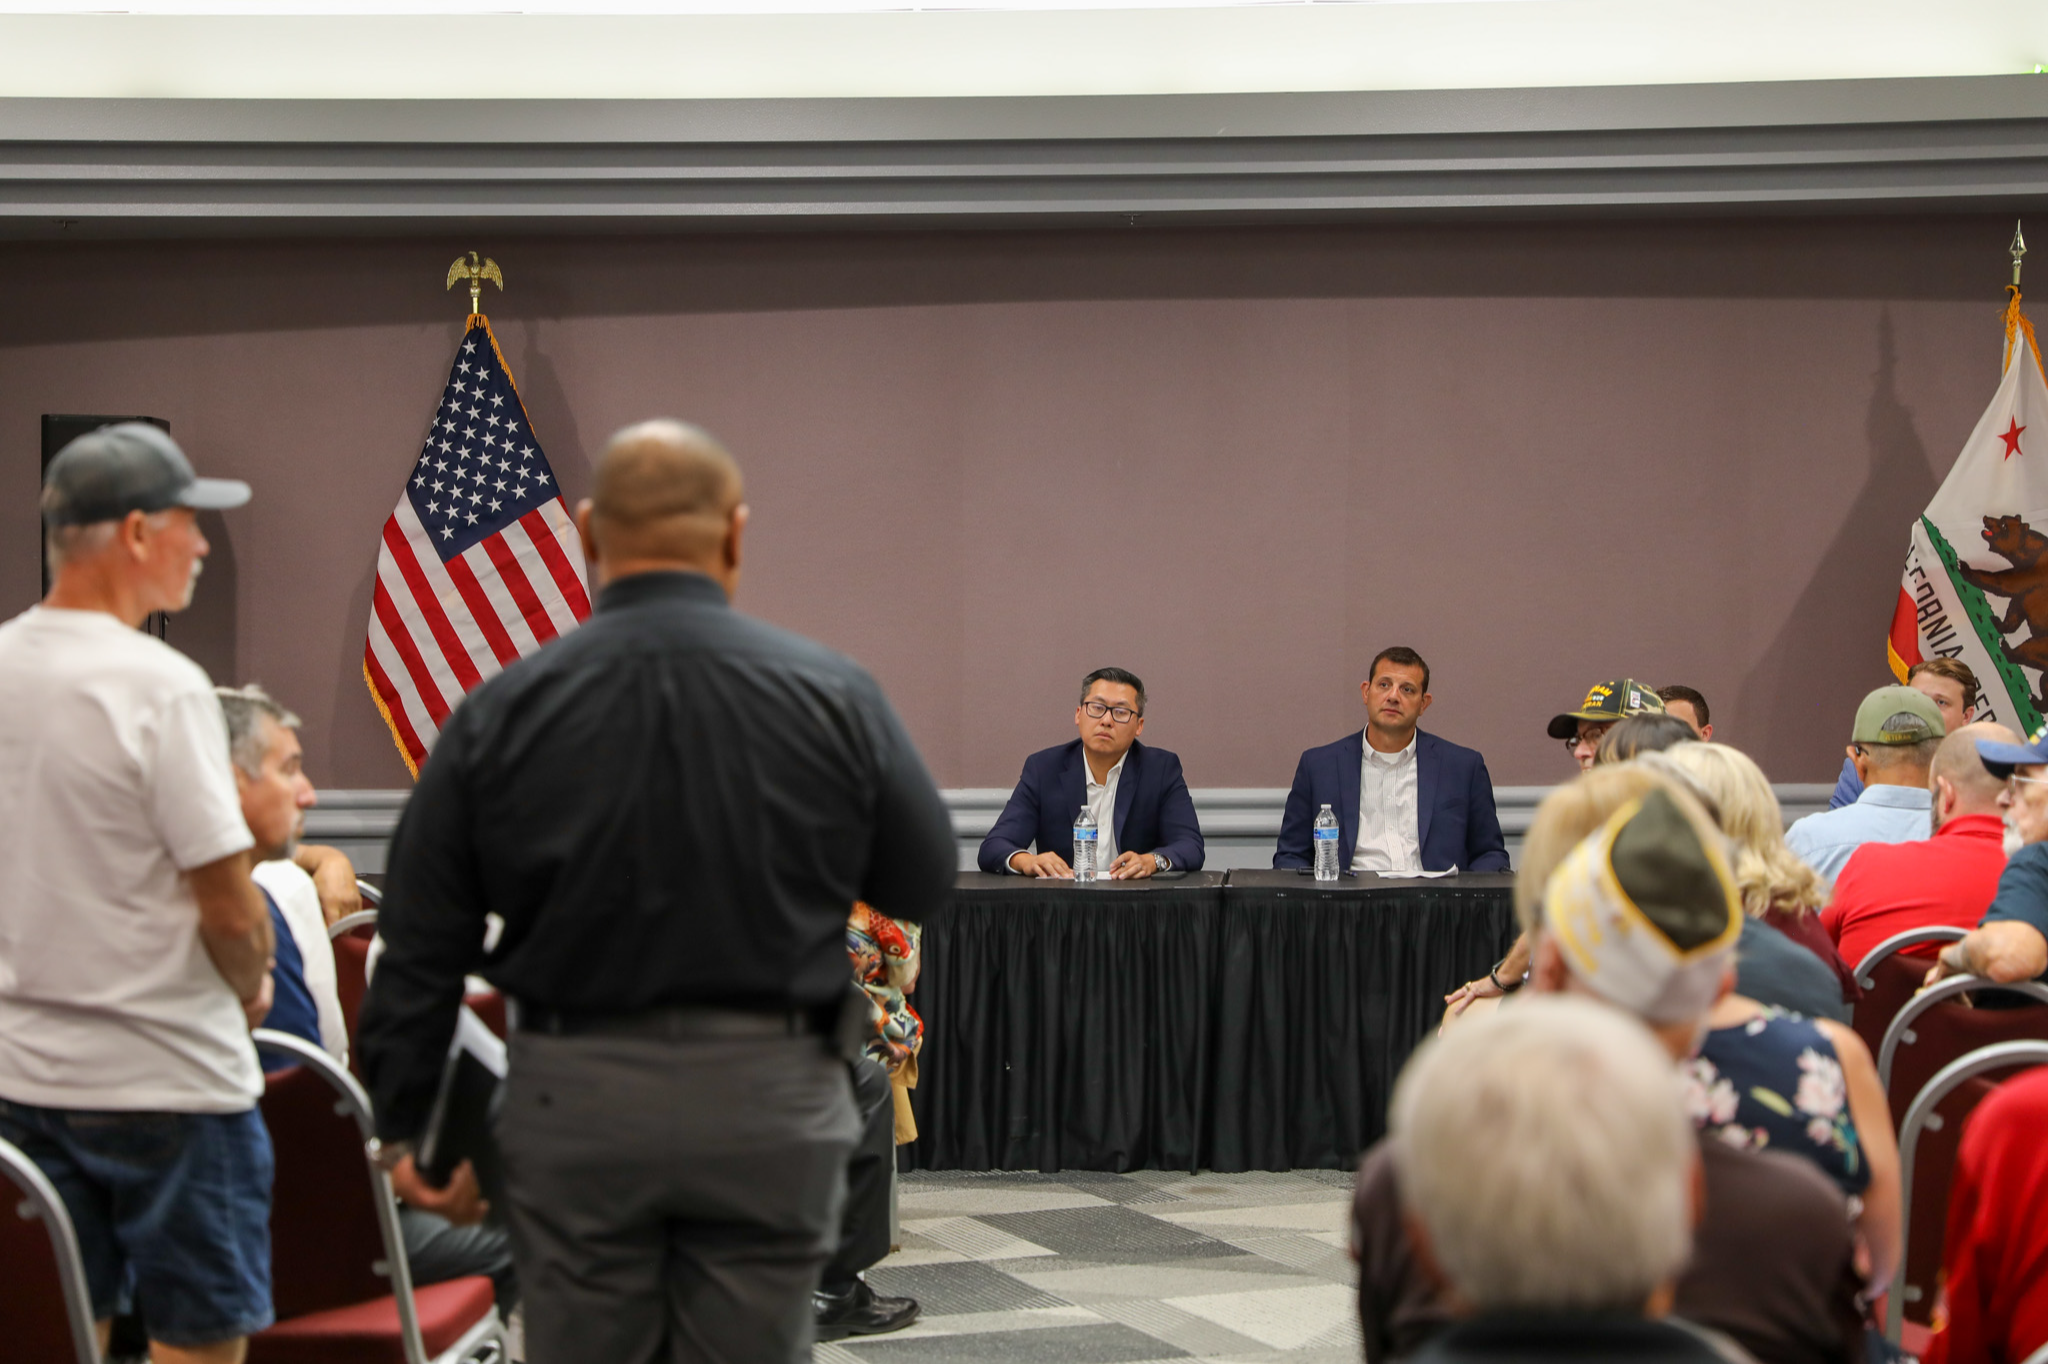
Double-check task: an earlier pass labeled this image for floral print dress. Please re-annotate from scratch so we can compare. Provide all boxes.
[1683,1007,1870,1200]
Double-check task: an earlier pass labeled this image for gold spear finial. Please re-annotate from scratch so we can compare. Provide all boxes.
[2012,221,2028,291]
[445,251,504,316]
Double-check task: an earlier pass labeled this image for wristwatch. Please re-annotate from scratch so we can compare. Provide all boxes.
[1153,853,1170,873]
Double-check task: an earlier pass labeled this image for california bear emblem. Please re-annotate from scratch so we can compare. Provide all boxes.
[1958,515,2048,696]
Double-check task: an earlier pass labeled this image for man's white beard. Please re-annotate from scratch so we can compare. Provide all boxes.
[2006,818,2025,857]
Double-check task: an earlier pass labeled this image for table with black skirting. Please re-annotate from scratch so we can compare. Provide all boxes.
[902,869,1518,1174]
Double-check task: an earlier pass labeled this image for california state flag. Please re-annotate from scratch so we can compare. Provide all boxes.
[1892,294,2048,735]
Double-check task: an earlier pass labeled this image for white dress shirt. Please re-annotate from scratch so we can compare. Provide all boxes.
[1352,732,1423,875]
[1081,750,1126,868]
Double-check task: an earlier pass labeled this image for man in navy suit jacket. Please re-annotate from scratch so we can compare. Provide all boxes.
[1273,647,1508,874]
[978,667,1204,878]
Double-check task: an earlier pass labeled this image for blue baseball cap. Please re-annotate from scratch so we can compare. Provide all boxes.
[41,423,250,528]
[1976,726,2048,778]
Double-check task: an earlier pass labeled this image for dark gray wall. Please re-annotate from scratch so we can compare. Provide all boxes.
[0,215,2013,789]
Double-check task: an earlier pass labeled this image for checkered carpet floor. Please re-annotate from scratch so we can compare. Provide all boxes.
[819,1169,1364,1364]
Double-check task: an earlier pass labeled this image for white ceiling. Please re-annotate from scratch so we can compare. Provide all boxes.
[0,0,2041,100]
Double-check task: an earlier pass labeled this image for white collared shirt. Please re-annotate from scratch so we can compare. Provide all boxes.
[1082,750,1126,867]
[1352,732,1422,874]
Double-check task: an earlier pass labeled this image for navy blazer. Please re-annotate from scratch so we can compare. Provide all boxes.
[1273,729,1509,873]
[978,739,1205,874]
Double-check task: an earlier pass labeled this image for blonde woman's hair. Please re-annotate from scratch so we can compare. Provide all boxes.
[1659,741,1828,919]
[1514,764,1666,936]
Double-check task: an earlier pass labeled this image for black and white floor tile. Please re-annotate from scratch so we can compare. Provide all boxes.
[820,1169,1364,1365]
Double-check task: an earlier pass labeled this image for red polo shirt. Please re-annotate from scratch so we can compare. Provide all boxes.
[1821,813,2007,971]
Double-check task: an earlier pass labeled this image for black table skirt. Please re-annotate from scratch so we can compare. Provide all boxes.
[904,870,1517,1174]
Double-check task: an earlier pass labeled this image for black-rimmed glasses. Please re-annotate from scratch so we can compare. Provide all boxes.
[1082,700,1140,724]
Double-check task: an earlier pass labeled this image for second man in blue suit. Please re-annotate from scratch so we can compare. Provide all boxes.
[979,667,1205,878]
[1273,646,1509,874]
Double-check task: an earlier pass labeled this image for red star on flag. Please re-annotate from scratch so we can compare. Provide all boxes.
[2001,417,2026,459]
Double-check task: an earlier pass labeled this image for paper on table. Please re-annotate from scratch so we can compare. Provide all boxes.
[1381,866,1458,879]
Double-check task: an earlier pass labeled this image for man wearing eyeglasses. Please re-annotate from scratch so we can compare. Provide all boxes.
[1927,726,2048,987]
[1548,677,1668,772]
[978,667,1205,879]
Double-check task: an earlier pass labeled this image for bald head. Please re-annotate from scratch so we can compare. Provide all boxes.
[578,420,747,591]
[1931,720,2020,828]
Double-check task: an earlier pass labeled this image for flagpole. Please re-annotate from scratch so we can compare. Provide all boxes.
[2014,221,2028,294]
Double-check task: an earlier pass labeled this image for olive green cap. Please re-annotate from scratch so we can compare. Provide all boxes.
[1851,685,1946,746]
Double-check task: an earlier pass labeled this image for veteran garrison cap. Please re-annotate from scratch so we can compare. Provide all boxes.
[1542,785,1742,1024]
[41,423,250,529]
[1850,685,1946,747]
[1546,678,1667,740]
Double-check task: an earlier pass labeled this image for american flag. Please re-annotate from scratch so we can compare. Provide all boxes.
[364,316,591,775]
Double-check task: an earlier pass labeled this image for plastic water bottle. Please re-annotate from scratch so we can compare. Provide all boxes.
[1073,806,1099,883]
[1313,804,1340,881]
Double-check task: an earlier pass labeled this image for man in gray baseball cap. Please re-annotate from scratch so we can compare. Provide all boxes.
[0,423,276,1362]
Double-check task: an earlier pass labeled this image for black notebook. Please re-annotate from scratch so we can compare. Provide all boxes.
[417,1005,507,1206]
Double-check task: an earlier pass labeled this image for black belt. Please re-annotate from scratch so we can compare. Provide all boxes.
[514,1001,813,1042]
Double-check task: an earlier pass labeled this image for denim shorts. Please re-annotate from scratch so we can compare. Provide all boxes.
[0,1097,274,1347]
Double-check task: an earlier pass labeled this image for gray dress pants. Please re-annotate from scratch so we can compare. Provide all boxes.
[495,1028,860,1363]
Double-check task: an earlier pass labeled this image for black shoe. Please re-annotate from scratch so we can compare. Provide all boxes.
[814,1279,920,1341]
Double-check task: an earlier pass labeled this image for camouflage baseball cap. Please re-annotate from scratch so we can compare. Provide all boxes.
[1851,685,1945,746]
[1546,679,1667,740]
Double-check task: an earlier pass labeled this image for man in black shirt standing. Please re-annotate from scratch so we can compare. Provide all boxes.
[359,419,956,1362]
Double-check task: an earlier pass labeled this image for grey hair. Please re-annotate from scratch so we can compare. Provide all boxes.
[216,684,301,777]
[41,509,178,580]
[1390,996,1695,1313]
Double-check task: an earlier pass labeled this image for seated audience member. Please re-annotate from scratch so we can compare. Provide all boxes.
[1786,685,1943,882]
[816,903,925,1342]
[1656,684,1714,740]
[1823,722,2018,971]
[1593,713,1699,766]
[1831,658,1979,810]
[1662,742,1857,1004]
[216,684,519,1314]
[1273,646,1508,874]
[979,667,1203,878]
[1357,767,1867,1364]
[1928,727,2048,987]
[1390,997,1730,1363]
[1550,676,1668,773]
[1442,679,1669,1015]
[1924,1066,2048,1362]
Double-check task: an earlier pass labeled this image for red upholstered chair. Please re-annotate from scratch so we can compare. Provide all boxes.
[1884,1040,2048,1342]
[329,910,378,1076]
[1877,975,2048,1131]
[464,990,508,1042]
[1852,926,1967,1065]
[246,1030,500,1364]
[0,1135,99,1363]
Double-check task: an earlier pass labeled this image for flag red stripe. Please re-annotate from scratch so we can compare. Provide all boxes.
[382,519,484,692]
[443,553,522,666]
[522,504,592,619]
[482,532,560,645]
[1888,585,1923,681]
[363,642,427,768]
[371,576,454,725]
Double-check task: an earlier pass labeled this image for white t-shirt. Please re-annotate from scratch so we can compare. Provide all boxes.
[0,607,259,1113]
[253,858,348,1065]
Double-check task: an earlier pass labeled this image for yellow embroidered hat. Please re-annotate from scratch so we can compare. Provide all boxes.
[1546,679,1667,740]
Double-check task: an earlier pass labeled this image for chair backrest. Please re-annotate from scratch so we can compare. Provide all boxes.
[251,1029,427,1362]
[1852,926,1967,1064]
[1877,975,2048,1129]
[1887,1040,2048,1340]
[328,912,376,1072]
[354,880,383,910]
[0,1137,99,1364]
